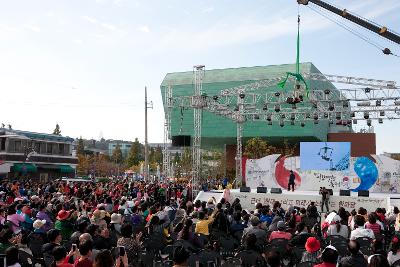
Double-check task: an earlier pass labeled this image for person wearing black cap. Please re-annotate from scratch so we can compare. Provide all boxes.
[172,246,190,267]
[314,245,339,267]
[340,240,368,267]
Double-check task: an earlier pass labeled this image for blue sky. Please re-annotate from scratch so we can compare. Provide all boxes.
[1,0,399,153]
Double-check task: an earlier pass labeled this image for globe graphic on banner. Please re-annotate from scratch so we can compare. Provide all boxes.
[352,157,378,192]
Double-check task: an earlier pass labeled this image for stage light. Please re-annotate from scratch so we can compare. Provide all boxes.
[324,89,330,95]
[379,118,383,124]
[351,112,356,117]
[380,111,385,116]
[376,100,381,106]
[329,119,334,124]
[274,104,281,112]
[263,104,268,110]
[280,120,284,127]
[239,93,245,99]
[357,101,371,107]
[343,101,349,108]
[353,119,357,124]
[275,92,280,97]
[364,112,369,119]
[336,112,341,120]
[213,95,219,101]
[267,114,272,121]
[324,113,329,118]
[301,122,305,127]
[329,103,335,111]
[365,87,371,93]
[367,119,372,126]
[290,114,295,121]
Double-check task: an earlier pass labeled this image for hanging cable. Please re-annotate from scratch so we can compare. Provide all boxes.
[308,5,398,57]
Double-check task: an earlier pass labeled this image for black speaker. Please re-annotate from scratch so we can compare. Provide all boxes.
[358,190,369,197]
[340,190,351,196]
[240,187,251,193]
[327,189,333,195]
[172,135,191,147]
[270,188,282,194]
[256,187,267,193]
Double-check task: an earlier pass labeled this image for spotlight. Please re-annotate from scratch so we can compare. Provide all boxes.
[336,112,341,120]
[263,104,268,111]
[274,104,281,112]
[367,119,372,126]
[280,120,284,127]
[290,114,295,121]
[376,100,381,106]
[353,119,357,124]
[380,111,385,116]
[365,87,371,93]
[275,92,281,97]
[213,95,219,101]
[364,112,369,119]
[329,103,335,111]
[301,122,305,127]
[324,89,330,95]
[379,118,383,124]
[267,114,272,121]
[239,93,245,99]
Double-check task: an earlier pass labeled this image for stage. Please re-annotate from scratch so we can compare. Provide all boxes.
[195,189,398,212]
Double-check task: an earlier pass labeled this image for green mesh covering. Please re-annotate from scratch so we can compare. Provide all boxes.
[161,62,338,148]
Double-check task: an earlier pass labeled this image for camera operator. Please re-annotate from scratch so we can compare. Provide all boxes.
[319,187,330,213]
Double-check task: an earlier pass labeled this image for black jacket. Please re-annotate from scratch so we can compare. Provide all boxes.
[339,252,368,267]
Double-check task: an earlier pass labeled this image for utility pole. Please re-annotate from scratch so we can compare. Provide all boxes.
[144,86,153,182]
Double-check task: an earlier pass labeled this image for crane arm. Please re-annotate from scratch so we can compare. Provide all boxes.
[298,0,400,45]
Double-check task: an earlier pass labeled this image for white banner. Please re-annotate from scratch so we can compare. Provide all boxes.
[245,155,400,193]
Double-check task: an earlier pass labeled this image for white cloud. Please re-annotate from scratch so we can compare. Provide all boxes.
[138,25,150,33]
[82,15,98,24]
[101,23,117,31]
[24,25,41,33]
[203,7,214,13]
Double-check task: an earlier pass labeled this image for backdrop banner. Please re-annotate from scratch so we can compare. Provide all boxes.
[245,154,400,193]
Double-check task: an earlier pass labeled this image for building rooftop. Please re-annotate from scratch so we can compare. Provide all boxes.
[0,128,74,143]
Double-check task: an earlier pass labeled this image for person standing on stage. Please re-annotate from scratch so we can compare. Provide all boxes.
[320,187,330,213]
[288,170,295,192]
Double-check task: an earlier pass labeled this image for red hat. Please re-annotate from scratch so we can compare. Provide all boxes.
[305,237,321,253]
[56,209,72,221]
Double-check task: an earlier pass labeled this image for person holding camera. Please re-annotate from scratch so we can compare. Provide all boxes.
[319,187,330,213]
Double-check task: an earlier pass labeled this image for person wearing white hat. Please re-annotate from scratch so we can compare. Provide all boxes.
[109,213,122,247]
[326,215,349,238]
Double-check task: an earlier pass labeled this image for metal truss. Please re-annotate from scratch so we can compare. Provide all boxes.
[163,85,172,178]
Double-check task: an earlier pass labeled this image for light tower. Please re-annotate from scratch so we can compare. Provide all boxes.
[192,65,205,199]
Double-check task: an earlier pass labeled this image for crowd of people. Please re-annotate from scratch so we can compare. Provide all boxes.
[0,179,399,267]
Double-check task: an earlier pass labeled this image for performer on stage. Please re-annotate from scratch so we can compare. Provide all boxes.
[288,170,295,192]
